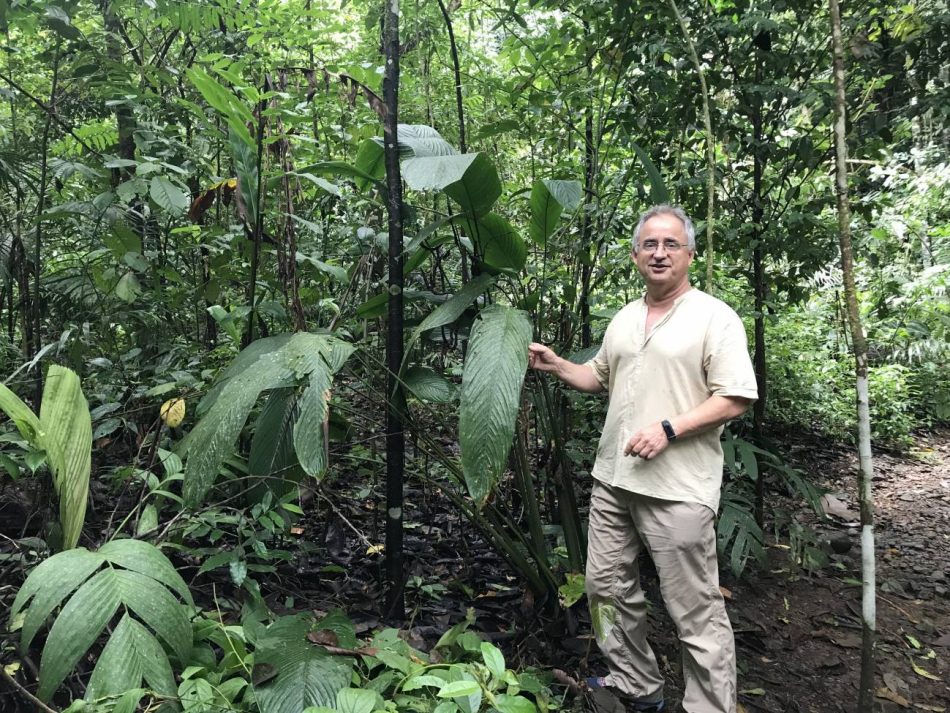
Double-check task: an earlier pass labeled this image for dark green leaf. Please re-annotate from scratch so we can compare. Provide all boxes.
[459,305,532,506]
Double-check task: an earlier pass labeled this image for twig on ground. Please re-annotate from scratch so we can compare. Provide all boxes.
[0,666,59,713]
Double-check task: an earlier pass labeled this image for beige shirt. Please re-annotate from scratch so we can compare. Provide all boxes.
[585,289,758,512]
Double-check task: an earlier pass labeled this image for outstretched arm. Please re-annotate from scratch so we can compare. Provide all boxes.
[528,342,604,394]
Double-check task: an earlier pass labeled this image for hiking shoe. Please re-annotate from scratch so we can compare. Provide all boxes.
[585,677,666,712]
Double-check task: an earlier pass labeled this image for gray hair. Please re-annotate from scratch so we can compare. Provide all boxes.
[632,204,696,253]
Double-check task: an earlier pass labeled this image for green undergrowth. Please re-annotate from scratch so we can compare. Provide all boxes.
[8,539,559,713]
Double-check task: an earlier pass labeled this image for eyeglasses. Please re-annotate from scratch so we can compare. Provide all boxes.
[638,239,689,253]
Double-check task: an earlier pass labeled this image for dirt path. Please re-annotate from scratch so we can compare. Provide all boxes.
[709,429,950,712]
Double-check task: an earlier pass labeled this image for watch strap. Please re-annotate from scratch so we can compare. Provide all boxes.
[661,419,677,441]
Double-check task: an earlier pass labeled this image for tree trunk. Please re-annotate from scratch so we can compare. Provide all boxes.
[667,0,715,293]
[382,0,406,623]
[579,38,596,349]
[31,45,61,407]
[751,38,768,528]
[243,92,267,348]
[101,1,136,184]
[436,0,465,153]
[829,1,876,708]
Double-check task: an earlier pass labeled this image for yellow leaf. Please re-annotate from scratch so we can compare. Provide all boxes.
[4,662,20,676]
[910,660,941,681]
[160,398,186,428]
[366,544,384,555]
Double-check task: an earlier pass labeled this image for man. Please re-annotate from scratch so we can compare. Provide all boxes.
[528,205,757,713]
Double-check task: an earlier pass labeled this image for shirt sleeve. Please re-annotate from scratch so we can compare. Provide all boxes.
[704,309,759,401]
[585,342,610,391]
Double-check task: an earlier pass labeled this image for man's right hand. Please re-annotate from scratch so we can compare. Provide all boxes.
[528,342,562,373]
[528,342,605,394]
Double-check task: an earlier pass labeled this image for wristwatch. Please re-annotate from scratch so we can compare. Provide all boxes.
[661,419,677,442]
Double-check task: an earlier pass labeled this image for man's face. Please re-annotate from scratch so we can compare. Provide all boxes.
[633,213,694,290]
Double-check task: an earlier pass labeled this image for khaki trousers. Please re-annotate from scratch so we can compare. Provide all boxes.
[585,481,736,713]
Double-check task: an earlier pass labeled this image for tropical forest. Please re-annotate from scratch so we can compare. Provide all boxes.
[0,0,947,712]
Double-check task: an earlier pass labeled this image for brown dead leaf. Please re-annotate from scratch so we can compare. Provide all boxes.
[821,493,860,521]
[874,687,910,708]
[719,586,733,600]
[916,705,946,712]
[290,526,305,535]
[307,629,339,646]
[812,627,863,648]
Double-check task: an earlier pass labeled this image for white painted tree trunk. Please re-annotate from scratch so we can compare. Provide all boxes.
[828,0,877,708]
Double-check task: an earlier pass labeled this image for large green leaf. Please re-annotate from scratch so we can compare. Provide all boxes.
[186,66,255,148]
[459,305,532,506]
[404,366,456,403]
[149,176,190,216]
[39,366,92,550]
[372,124,458,158]
[113,569,192,662]
[409,273,494,348]
[180,353,294,507]
[11,548,105,650]
[84,614,176,701]
[528,179,582,245]
[17,540,192,702]
[181,334,354,506]
[630,141,669,205]
[458,213,526,271]
[249,389,303,485]
[353,139,386,191]
[402,153,501,217]
[198,335,294,416]
[38,568,121,701]
[294,365,332,478]
[254,614,354,713]
[231,127,260,224]
[0,381,41,442]
[97,538,193,604]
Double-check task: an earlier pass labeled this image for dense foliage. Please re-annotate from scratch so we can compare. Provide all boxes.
[0,0,946,709]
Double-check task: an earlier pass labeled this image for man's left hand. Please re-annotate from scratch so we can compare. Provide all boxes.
[624,422,671,460]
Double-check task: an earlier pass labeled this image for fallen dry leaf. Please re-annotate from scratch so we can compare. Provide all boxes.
[307,629,339,646]
[720,586,733,600]
[874,687,910,708]
[821,493,860,521]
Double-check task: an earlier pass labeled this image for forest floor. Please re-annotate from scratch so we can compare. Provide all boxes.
[284,427,950,713]
[2,427,949,712]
